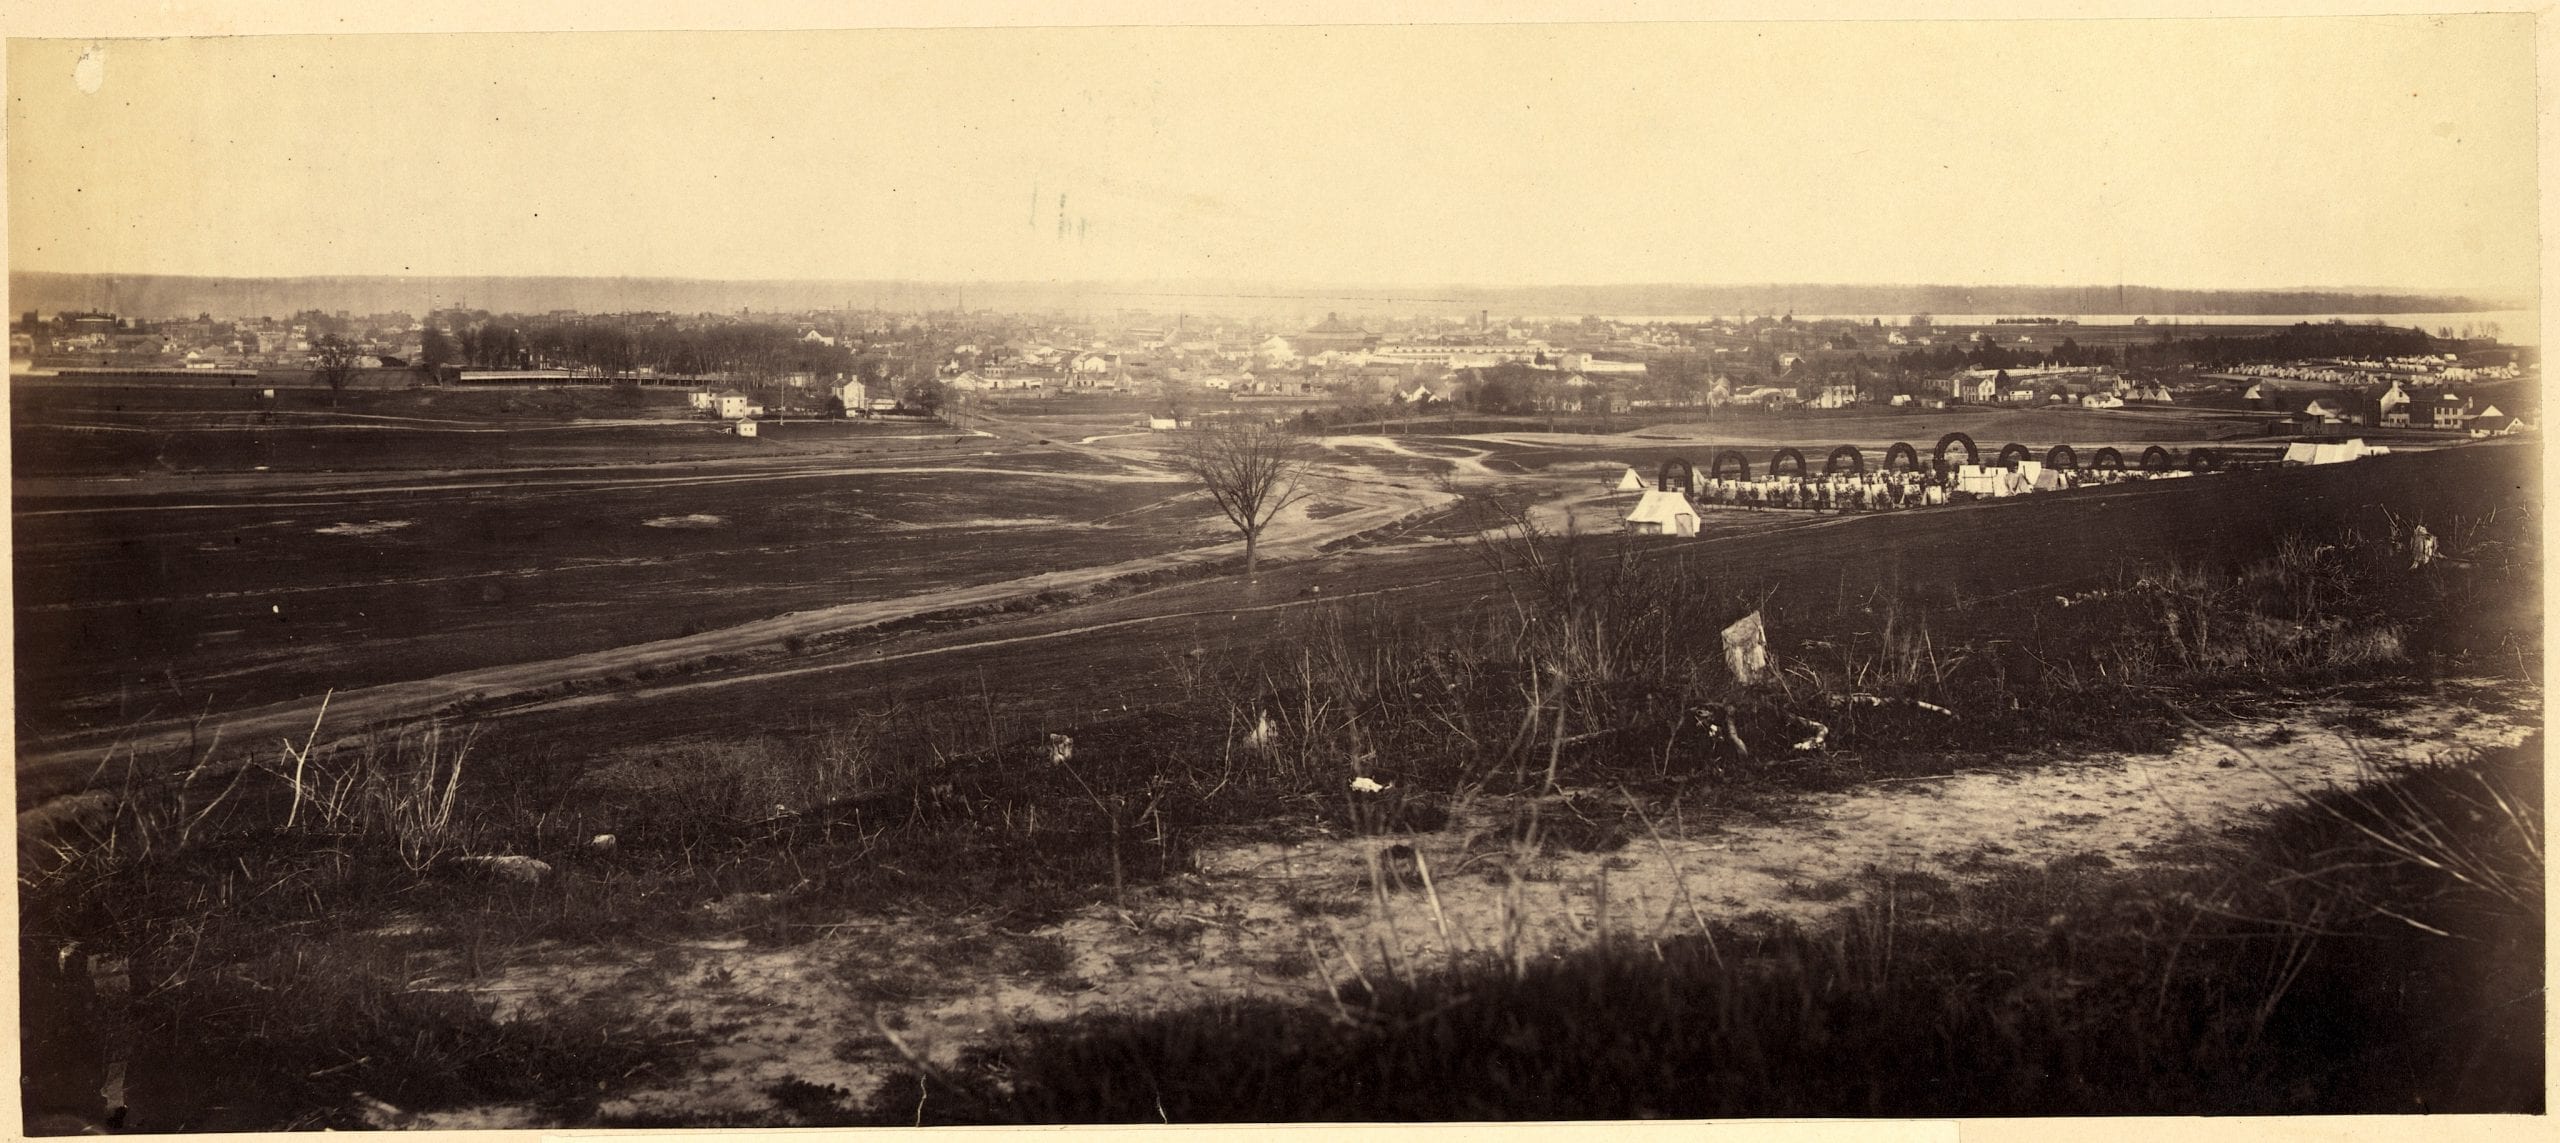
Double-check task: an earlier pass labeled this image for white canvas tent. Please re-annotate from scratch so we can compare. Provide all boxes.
[2022,459,2071,492]
[2289,438,2381,465]
[1614,466,1647,493]
[1624,488,1700,536]
[1955,464,2012,497]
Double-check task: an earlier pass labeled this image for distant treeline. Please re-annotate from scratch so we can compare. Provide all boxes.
[11,271,2502,323]
[1632,323,2465,396]
[1889,322,2450,373]
[427,313,855,379]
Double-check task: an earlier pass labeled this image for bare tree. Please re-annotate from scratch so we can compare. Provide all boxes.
[1172,419,1316,580]
[311,333,361,402]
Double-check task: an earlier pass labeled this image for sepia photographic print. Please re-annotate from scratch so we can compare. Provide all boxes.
[6,3,2547,1136]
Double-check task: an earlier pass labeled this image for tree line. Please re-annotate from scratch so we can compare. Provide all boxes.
[418,314,858,381]
[1887,322,2448,374]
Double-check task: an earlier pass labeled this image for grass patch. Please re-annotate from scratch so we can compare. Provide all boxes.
[882,739,2543,1121]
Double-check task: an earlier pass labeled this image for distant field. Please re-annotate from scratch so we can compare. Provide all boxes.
[13,379,693,421]
[11,383,979,474]
[14,458,1208,740]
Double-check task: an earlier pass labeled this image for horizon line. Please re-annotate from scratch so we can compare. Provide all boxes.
[8,269,2521,304]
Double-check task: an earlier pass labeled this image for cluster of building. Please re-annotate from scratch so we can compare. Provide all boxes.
[2238,376,2528,436]
[923,309,1689,412]
[681,374,899,436]
[1859,368,2178,411]
[10,309,424,371]
[937,311,1581,396]
[2224,354,2526,387]
[2212,349,2536,437]
[23,302,2532,448]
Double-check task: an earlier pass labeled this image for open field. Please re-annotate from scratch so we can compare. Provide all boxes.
[12,460,1236,742]
[10,382,975,475]
[12,387,1265,742]
[14,378,2541,1130]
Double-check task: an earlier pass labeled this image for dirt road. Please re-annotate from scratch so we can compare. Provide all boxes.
[420,685,2540,1127]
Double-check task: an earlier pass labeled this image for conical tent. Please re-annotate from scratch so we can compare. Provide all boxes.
[1615,466,1646,492]
[1623,489,1699,536]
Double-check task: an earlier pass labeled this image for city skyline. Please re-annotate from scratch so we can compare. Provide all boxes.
[7,15,2541,299]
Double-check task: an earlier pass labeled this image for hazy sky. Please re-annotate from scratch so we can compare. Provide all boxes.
[6,15,2540,296]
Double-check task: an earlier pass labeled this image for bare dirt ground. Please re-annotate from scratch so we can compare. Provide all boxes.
[400,686,2540,1128]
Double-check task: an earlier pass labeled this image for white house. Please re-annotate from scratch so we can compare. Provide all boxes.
[2377,381,2411,419]
[1396,378,1459,404]
[833,377,869,413]
[688,390,716,411]
[715,391,763,420]
[735,418,761,438]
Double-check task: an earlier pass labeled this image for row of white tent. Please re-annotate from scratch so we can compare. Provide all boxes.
[1618,437,2391,537]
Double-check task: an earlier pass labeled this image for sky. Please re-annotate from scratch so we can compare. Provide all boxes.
[5,14,2542,297]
